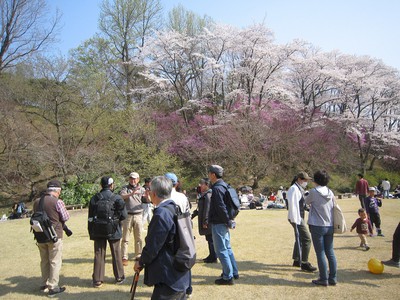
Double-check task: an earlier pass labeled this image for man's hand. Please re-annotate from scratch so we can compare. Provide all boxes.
[134,261,143,273]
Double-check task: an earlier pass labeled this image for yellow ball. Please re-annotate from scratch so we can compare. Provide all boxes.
[368,258,384,274]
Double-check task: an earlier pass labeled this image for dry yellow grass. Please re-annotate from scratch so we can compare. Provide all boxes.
[0,197,399,299]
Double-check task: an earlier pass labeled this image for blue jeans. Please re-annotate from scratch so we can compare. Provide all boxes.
[211,224,238,280]
[309,225,337,283]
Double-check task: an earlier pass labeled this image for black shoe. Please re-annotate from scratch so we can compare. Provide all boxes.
[301,262,317,272]
[215,278,234,285]
[293,261,301,267]
[116,276,125,285]
[40,285,49,293]
[48,287,66,297]
[328,280,337,286]
[220,273,239,279]
[312,279,328,287]
[382,259,400,268]
[203,258,217,263]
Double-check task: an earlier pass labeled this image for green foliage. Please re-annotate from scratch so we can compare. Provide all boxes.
[61,179,98,207]
[365,169,400,189]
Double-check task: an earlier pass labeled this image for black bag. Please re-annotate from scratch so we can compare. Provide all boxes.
[221,183,240,219]
[30,196,58,243]
[88,193,117,239]
[165,204,196,272]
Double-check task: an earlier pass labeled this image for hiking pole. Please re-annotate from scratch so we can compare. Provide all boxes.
[130,271,139,300]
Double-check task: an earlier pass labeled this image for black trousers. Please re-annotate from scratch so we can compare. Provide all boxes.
[151,283,186,300]
[93,239,124,283]
[392,222,400,262]
[205,234,217,260]
[359,195,366,208]
[369,212,381,229]
[290,219,311,263]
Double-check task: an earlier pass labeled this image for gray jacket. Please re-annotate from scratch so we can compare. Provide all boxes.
[305,186,334,227]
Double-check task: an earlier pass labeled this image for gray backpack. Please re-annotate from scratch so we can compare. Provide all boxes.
[165,204,196,272]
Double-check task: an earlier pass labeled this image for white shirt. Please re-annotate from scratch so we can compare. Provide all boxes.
[287,183,304,225]
[382,180,390,191]
[171,189,190,213]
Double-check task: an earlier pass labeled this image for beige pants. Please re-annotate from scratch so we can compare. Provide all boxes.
[37,239,63,289]
[121,213,143,259]
[358,233,368,246]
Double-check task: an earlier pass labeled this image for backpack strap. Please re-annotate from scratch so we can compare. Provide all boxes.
[161,203,179,252]
[37,195,46,212]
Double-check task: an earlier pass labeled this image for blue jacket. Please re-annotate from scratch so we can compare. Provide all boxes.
[209,179,230,225]
[140,200,190,292]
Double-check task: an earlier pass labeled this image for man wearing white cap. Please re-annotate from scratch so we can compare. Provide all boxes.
[88,176,127,287]
[120,172,145,266]
[33,179,70,297]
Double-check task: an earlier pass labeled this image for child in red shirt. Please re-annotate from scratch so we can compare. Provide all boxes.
[350,208,373,251]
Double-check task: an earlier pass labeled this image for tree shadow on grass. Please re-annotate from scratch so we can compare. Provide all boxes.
[1,275,151,299]
[196,260,313,287]
[338,268,400,287]
[194,259,400,288]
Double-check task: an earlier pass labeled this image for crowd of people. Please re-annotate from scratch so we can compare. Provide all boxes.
[30,168,399,298]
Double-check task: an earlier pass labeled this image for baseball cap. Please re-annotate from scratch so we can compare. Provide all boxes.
[369,187,376,191]
[297,171,312,180]
[101,176,114,187]
[47,180,62,188]
[129,172,140,179]
[165,173,178,185]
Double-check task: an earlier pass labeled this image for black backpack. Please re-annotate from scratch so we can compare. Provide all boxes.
[221,183,240,219]
[88,193,117,239]
[165,204,196,272]
[30,196,58,243]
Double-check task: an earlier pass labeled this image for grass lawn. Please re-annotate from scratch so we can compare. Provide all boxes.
[0,197,399,299]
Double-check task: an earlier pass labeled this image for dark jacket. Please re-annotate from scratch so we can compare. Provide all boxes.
[140,200,190,292]
[197,189,212,236]
[88,188,127,241]
[209,179,230,225]
[364,196,382,215]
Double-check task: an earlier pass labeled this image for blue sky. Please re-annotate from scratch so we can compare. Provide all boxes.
[51,0,400,70]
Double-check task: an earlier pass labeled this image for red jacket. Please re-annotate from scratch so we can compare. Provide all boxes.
[355,178,369,195]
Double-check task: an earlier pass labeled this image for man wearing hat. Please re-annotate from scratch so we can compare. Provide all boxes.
[287,172,317,272]
[88,176,127,287]
[165,173,190,214]
[120,172,145,266]
[33,179,70,297]
[208,165,239,285]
